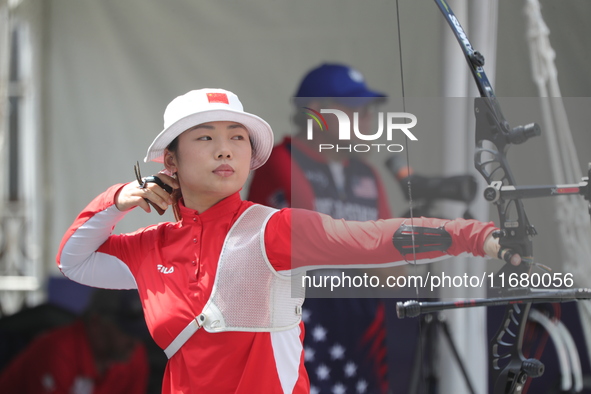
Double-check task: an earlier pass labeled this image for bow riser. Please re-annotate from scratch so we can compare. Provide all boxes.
[434,1,540,392]
[474,98,535,270]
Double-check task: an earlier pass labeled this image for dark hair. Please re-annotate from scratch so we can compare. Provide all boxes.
[165,136,182,221]
[167,135,180,154]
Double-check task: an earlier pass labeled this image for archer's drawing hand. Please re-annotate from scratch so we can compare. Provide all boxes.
[115,173,179,213]
[483,233,522,266]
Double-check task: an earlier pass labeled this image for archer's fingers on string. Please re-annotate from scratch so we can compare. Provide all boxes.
[116,182,151,212]
[145,182,173,205]
[141,175,176,204]
[143,175,174,194]
[139,186,170,210]
[138,198,152,213]
[155,172,180,190]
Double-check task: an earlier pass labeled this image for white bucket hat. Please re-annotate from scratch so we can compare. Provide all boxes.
[144,88,274,170]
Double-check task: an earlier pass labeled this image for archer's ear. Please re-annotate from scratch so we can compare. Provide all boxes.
[163,149,177,173]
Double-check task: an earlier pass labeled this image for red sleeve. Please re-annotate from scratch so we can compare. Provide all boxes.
[264,209,496,272]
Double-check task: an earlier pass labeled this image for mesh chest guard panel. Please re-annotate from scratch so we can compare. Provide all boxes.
[201,205,305,333]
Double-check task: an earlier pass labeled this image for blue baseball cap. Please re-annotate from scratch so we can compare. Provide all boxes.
[295,63,386,105]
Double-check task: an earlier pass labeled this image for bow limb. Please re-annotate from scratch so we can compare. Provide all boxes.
[433,1,541,392]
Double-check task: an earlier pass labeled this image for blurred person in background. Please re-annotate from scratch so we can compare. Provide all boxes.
[0,289,149,394]
[249,63,405,393]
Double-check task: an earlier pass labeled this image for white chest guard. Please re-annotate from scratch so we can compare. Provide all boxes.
[164,204,305,358]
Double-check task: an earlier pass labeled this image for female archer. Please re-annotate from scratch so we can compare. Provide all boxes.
[57,88,519,393]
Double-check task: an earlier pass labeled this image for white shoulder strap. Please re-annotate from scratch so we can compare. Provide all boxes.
[164,314,205,359]
[163,204,279,359]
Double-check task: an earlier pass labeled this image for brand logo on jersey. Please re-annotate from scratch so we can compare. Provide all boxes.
[157,264,174,274]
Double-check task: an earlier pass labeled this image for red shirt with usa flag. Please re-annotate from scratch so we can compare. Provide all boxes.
[57,184,495,393]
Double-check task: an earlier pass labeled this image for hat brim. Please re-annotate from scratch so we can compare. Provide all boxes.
[144,109,274,170]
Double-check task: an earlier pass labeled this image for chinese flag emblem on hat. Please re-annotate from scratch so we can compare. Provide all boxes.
[207,92,229,104]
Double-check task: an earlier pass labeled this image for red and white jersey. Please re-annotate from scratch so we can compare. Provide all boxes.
[57,184,495,393]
